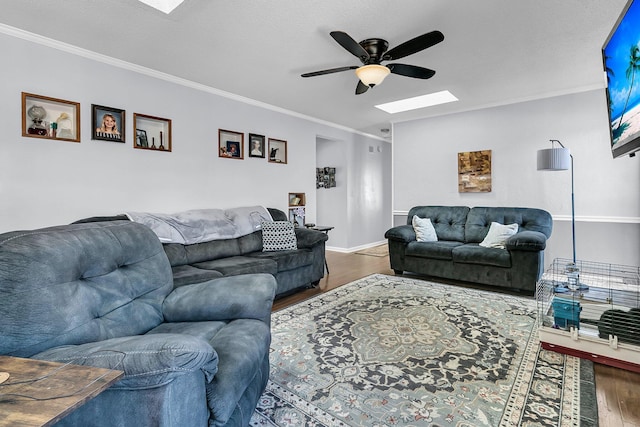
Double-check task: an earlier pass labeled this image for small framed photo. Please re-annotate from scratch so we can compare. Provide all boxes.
[92,105,125,143]
[133,113,171,152]
[21,92,80,142]
[268,138,287,164]
[248,133,265,158]
[219,129,244,159]
[136,129,149,148]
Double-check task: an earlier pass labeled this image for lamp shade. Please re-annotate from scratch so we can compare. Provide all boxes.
[537,147,571,170]
[355,65,391,87]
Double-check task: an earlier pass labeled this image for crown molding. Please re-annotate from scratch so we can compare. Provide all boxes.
[0,23,386,142]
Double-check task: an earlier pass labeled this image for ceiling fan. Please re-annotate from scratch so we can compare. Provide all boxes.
[301,30,444,95]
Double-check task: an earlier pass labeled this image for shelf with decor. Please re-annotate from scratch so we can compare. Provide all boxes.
[133,113,171,152]
[288,193,306,227]
[22,92,80,143]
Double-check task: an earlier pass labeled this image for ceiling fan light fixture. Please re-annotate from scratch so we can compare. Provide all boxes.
[355,65,390,87]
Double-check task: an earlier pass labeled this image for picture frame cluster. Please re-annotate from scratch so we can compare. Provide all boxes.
[21,92,289,163]
[21,92,172,152]
[219,129,287,164]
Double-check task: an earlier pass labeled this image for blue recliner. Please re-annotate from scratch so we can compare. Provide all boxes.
[0,220,276,427]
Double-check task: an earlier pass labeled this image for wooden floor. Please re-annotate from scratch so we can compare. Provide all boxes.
[273,249,640,427]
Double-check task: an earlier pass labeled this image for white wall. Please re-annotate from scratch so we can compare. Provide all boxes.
[0,31,387,251]
[345,135,393,250]
[393,90,640,267]
[316,137,348,248]
[316,135,393,251]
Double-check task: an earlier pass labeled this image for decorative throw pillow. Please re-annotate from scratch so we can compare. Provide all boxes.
[412,215,438,242]
[261,221,298,251]
[479,222,519,249]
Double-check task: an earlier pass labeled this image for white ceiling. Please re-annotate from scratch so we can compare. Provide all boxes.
[0,0,628,138]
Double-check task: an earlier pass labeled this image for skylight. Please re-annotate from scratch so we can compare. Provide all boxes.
[137,0,184,14]
[375,90,458,114]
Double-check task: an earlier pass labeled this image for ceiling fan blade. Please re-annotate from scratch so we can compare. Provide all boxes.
[301,65,358,78]
[388,63,436,79]
[355,80,369,95]
[330,31,370,62]
[384,30,444,61]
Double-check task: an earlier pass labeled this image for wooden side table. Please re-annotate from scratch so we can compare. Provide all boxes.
[310,225,334,274]
[0,355,123,427]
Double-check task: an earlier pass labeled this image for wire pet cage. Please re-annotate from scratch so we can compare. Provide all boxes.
[536,258,640,372]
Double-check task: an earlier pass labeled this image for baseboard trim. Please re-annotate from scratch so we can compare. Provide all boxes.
[326,240,387,254]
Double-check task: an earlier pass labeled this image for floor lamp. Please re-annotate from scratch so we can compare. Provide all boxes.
[536,140,587,292]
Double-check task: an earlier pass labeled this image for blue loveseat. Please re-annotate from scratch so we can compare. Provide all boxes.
[385,206,553,293]
[0,220,275,427]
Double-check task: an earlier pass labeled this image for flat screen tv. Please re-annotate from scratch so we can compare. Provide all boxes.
[603,0,640,158]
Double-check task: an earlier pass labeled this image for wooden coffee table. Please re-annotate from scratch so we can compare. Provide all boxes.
[0,355,123,427]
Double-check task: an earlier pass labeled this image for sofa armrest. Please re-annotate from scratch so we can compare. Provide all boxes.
[294,227,329,248]
[34,334,219,388]
[506,230,547,252]
[163,273,276,323]
[384,225,416,244]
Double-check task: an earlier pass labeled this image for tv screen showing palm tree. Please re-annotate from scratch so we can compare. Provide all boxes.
[603,0,640,158]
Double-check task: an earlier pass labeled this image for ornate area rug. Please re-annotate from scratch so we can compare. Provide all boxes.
[251,274,597,427]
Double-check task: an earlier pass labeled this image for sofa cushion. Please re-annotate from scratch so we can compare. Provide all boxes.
[412,215,438,242]
[192,256,277,276]
[237,231,263,254]
[0,221,173,358]
[405,240,464,260]
[479,222,518,249]
[172,265,224,288]
[247,248,313,272]
[465,207,553,243]
[34,334,219,389]
[452,244,512,268]
[261,221,297,251]
[164,238,241,267]
[406,206,470,241]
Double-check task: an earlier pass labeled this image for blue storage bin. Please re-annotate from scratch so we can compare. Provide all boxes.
[552,297,581,329]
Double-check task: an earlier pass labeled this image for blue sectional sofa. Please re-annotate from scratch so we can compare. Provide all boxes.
[0,220,275,427]
[164,208,328,297]
[73,208,328,298]
[385,206,553,294]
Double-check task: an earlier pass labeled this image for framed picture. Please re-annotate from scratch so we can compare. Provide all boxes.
[21,92,80,142]
[289,206,305,227]
[133,113,171,152]
[219,129,244,159]
[92,105,125,143]
[248,133,265,158]
[135,129,149,148]
[268,138,287,164]
[317,166,337,188]
[458,150,492,193]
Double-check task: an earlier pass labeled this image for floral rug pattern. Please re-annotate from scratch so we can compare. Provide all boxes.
[251,274,593,427]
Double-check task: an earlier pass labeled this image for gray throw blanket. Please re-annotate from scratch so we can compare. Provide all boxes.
[125,206,273,244]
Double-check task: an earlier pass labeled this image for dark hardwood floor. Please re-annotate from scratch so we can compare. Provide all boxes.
[273,249,640,427]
